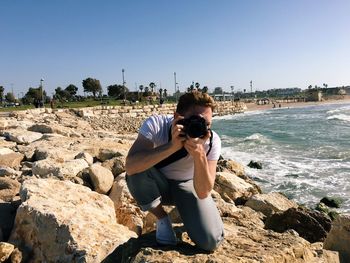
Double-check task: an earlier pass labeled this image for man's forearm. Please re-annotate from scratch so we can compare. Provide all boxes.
[126,142,177,175]
[193,154,214,199]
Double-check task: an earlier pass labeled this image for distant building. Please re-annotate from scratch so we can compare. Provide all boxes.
[306,89,322,102]
[318,86,349,97]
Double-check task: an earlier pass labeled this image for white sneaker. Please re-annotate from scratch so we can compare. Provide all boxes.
[156,216,177,245]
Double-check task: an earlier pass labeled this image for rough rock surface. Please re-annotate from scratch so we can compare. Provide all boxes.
[245,192,298,217]
[32,158,89,179]
[102,156,126,177]
[217,158,245,177]
[109,174,145,236]
[0,152,24,170]
[214,172,259,204]
[89,163,114,194]
[324,215,350,262]
[0,242,14,262]
[87,116,144,134]
[0,177,21,202]
[10,178,137,262]
[75,151,94,165]
[0,166,21,177]
[103,217,339,263]
[3,129,43,144]
[265,207,332,243]
[0,147,14,155]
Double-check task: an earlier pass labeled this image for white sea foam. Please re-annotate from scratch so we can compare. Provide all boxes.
[244,133,269,143]
[213,110,269,120]
[327,114,350,122]
[326,105,350,114]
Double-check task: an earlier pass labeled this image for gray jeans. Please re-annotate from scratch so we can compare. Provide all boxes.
[126,167,224,251]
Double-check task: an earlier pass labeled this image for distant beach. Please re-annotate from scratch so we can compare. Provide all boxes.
[244,96,350,112]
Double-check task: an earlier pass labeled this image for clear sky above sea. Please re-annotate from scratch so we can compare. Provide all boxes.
[1,0,350,97]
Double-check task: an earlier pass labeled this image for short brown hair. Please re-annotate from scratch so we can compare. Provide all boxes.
[176,91,216,115]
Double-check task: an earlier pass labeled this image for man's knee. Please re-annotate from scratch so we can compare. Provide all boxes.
[194,230,224,251]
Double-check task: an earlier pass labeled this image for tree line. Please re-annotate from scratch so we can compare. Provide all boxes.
[0,78,173,106]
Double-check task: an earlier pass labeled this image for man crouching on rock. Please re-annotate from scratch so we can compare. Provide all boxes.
[125,91,224,251]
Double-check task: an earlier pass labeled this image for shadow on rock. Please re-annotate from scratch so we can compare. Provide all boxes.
[103,226,210,263]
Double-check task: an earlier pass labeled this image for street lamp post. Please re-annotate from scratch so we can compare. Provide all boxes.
[174,72,177,102]
[250,80,253,98]
[40,78,44,107]
[231,85,234,104]
[122,69,126,101]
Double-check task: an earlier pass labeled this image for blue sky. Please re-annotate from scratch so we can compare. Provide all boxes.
[1,0,350,97]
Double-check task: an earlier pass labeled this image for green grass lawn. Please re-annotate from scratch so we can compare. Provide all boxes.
[0,99,174,112]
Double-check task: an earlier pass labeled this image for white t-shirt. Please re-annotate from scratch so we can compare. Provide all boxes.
[139,114,221,181]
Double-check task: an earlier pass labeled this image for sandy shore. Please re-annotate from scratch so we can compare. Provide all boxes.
[244,97,350,112]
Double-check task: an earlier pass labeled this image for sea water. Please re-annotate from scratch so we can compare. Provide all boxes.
[212,102,350,214]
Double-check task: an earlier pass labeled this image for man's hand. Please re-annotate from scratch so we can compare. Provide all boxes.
[184,130,211,159]
[170,116,186,151]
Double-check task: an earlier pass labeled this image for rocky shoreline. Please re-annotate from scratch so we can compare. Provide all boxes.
[0,108,349,262]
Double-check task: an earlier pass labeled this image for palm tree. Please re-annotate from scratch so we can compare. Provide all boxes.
[159,88,163,98]
[144,86,150,96]
[195,82,200,89]
[138,85,144,101]
[149,82,156,94]
[139,85,144,93]
[163,89,167,98]
[202,86,208,93]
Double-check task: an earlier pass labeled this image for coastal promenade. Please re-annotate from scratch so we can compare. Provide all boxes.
[71,101,247,118]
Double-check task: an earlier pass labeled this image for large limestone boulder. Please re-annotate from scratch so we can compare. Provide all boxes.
[0,139,16,149]
[214,172,258,204]
[32,144,78,162]
[0,152,24,170]
[0,177,21,202]
[89,164,114,194]
[98,149,124,162]
[102,156,126,177]
[32,159,88,179]
[109,174,144,235]
[324,214,350,262]
[217,159,245,177]
[10,178,136,263]
[245,192,298,217]
[59,159,89,179]
[28,123,56,134]
[0,120,8,130]
[211,190,241,218]
[265,207,332,243]
[0,148,14,155]
[28,123,77,137]
[3,129,42,144]
[31,159,61,178]
[75,151,94,165]
[0,167,21,177]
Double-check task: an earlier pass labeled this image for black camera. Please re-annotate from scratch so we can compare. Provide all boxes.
[177,115,208,138]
